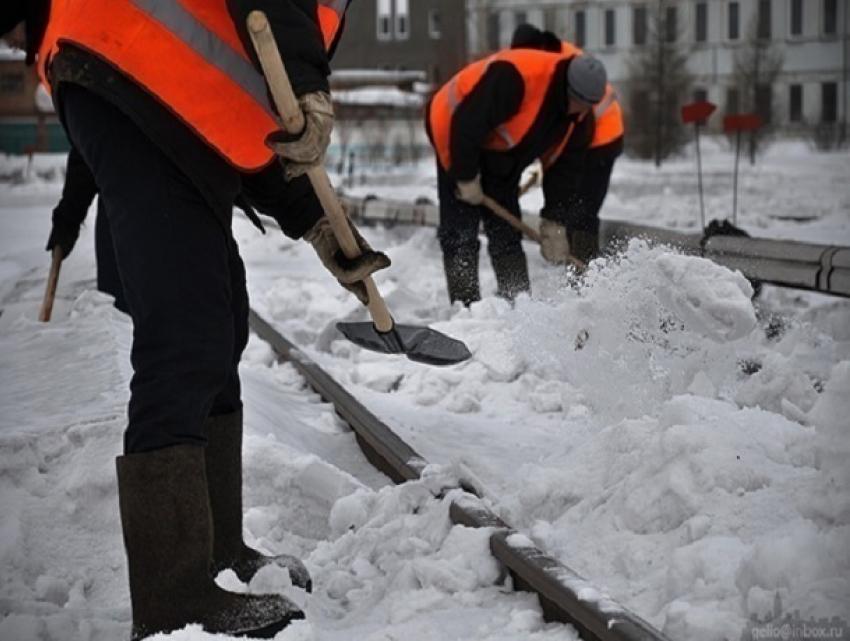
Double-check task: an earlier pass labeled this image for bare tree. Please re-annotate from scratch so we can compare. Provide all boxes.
[731,12,784,163]
[624,0,692,166]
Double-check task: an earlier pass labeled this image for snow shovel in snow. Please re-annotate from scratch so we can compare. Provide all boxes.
[247,12,471,367]
[480,195,587,272]
[38,247,62,322]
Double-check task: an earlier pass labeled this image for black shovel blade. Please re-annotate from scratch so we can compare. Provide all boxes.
[337,322,472,366]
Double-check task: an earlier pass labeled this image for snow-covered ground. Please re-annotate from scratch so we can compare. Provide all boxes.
[1,139,849,641]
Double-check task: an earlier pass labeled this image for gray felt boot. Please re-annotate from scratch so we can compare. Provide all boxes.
[116,444,304,640]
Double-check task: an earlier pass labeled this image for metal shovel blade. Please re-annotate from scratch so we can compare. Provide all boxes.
[337,322,472,366]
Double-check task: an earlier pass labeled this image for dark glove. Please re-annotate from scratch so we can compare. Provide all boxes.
[45,210,83,259]
[305,215,391,305]
[266,91,334,180]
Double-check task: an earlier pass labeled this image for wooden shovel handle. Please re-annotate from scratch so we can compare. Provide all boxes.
[519,168,539,196]
[38,247,62,322]
[481,195,542,243]
[247,11,393,333]
[481,196,587,272]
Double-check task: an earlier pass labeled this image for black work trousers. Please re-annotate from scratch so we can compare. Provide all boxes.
[60,84,247,454]
[541,155,617,234]
[436,163,523,262]
[94,198,129,314]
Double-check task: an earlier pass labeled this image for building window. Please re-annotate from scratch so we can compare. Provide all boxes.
[394,0,409,40]
[543,8,558,33]
[822,82,838,122]
[633,5,647,45]
[575,9,586,47]
[790,0,803,36]
[728,1,740,40]
[515,11,527,29]
[695,2,708,42]
[665,6,678,42]
[487,12,501,50]
[605,9,616,47]
[757,0,771,40]
[823,0,838,36]
[0,73,24,94]
[756,84,772,123]
[789,84,803,122]
[726,87,740,114]
[694,88,708,103]
[377,0,391,40]
[428,9,441,39]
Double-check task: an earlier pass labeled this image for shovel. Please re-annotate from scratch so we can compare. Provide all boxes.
[247,12,471,367]
[38,247,62,322]
[480,195,587,272]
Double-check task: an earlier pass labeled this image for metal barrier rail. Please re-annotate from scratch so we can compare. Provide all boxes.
[249,309,672,641]
[342,195,850,299]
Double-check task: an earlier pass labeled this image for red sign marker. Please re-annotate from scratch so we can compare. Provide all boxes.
[681,100,716,124]
[723,113,764,133]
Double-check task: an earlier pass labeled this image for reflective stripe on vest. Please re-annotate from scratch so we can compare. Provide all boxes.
[591,86,624,149]
[540,121,576,169]
[39,0,337,171]
[429,49,565,171]
[131,0,273,113]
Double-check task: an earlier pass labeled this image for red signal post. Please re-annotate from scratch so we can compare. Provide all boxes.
[724,113,764,223]
[681,100,717,230]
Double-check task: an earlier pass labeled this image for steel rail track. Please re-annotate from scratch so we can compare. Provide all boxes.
[340,194,850,299]
[249,308,672,641]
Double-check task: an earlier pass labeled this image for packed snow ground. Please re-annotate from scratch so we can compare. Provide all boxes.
[1,140,849,641]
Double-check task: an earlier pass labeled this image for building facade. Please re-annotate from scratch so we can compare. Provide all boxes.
[332,0,467,87]
[466,0,848,133]
[0,52,67,154]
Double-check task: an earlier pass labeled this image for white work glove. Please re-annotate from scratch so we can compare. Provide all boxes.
[266,91,335,180]
[455,175,485,205]
[304,215,391,305]
[539,219,573,265]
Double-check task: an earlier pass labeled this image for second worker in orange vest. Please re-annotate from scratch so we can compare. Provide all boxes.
[511,24,626,265]
[426,47,607,306]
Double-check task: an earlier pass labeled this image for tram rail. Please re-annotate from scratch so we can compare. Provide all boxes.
[249,308,672,641]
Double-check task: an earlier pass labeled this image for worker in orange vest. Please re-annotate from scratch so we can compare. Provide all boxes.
[511,24,625,264]
[2,1,390,639]
[426,45,606,306]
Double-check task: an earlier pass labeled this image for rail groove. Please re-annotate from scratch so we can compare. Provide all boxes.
[249,308,672,641]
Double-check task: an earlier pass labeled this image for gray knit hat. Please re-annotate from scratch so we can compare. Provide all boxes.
[566,54,607,104]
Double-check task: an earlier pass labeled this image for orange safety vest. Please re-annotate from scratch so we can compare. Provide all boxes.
[318,0,346,51]
[429,49,574,172]
[591,84,624,148]
[557,41,624,151]
[39,0,345,172]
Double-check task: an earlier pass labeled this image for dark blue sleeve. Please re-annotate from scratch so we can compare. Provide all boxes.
[240,168,324,239]
[227,0,330,96]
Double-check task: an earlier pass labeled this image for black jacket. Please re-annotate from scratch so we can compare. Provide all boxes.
[39,0,333,238]
[54,145,98,228]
